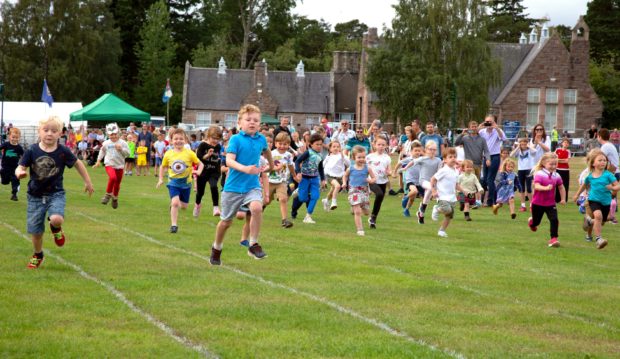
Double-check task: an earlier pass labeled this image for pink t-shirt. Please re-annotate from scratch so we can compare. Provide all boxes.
[532,169,563,207]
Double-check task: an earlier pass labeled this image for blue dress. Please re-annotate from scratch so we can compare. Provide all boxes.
[495,172,518,204]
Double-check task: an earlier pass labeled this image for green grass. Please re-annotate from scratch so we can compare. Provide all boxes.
[1,158,619,358]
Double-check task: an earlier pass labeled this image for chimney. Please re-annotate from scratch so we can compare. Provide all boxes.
[519,33,527,44]
[217,57,227,75]
[296,60,305,77]
[570,16,591,85]
[529,28,538,44]
[254,60,267,90]
[541,24,549,41]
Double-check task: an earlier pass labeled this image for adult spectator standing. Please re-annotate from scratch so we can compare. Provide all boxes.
[587,123,599,151]
[273,116,297,151]
[610,128,620,152]
[529,124,550,165]
[420,121,444,158]
[455,121,489,179]
[478,115,506,206]
[138,125,153,167]
[320,117,332,138]
[551,126,560,151]
[344,126,371,157]
[126,122,139,137]
[411,119,425,140]
[331,119,355,147]
[598,128,620,224]
[368,119,388,143]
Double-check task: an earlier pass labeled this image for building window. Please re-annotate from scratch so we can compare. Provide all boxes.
[196,112,212,127]
[224,113,237,129]
[306,116,320,128]
[564,105,576,132]
[545,104,557,130]
[564,89,577,104]
[546,88,558,104]
[337,113,354,122]
[527,88,540,103]
[526,104,539,128]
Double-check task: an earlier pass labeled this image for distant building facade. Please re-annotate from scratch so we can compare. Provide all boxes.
[182,17,602,133]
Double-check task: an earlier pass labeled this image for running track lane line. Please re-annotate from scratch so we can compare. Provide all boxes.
[1,221,218,359]
[76,212,466,359]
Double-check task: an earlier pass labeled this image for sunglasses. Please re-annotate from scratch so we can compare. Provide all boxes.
[535,128,543,131]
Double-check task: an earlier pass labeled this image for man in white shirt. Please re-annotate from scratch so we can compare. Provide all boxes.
[331,120,355,147]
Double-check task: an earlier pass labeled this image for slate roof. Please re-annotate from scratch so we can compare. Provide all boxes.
[185,65,331,114]
[488,42,535,104]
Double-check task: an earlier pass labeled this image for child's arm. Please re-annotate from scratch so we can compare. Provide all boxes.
[318,159,326,188]
[430,176,438,199]
[262,148,274,172]
[156,166,168,188]
[573,183,588,203]
[287,163,297,180]
[367,166,377,184]
[558,184,566,204]
[533,182,553,191]
[226,152,262,175]
[607,180,620,192]
[15,165,28,179]
[510,147,519,158]
[342,168,350,188]
[193,162,204,177]
[93,142,106,167]
[73,160,94,196]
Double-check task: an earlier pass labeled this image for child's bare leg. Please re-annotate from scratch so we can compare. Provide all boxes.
[353,205,362,230]
[214,219,232,248]
[592,210,603,237]
[31,233,44,253]
[49,214,64,229]
[248,200,263,242]
[242,216,251,241]
[331,180,341,201]
[509,198,515,214]
[279,198,288,220]
[406,185,418,208]
[464,202,470,212]
[170,197,180,226]
[441,215,451,230]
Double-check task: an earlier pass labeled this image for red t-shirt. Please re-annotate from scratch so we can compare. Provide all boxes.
[555,148,570,170]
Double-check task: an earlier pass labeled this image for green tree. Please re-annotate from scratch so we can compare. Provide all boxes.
[191,34,241,69]
[486,0,538,43]
[584,0,620,66]
[0,0,121,102]
[366,0,500,127]
[334,20,368,41]
[168,0,203,66]
[590,59,620,127]
[134,0,180,122]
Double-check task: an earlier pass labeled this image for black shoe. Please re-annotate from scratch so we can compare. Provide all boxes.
[282,219,294,228]
[388,189,398,196]
[465,215,472,222]
[170,225,178,233]
[210,246,222,265]
[398,188,404,194]
[368,216,377,229]
[10,194,18,201]
[511,213,517,219]
[417,210,425,224]
[248,243,267,259]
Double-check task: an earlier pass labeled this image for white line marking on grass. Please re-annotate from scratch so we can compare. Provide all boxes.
[1,221,218,359]
[76,212,466,359]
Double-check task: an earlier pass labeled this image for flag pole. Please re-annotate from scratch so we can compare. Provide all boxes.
[166,101,169,128]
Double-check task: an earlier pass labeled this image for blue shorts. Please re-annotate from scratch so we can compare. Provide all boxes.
[27,191,66,234]
[167,184,191,204]
[156,157,163,166]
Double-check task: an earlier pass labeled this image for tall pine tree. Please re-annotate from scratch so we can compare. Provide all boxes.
[486,0,538,43]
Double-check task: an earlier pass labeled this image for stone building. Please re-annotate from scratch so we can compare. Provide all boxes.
[182,17,601,134]
[488,16,603,133]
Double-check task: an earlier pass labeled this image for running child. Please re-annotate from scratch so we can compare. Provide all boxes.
[457,159,483,221]
[153,133,167,176]
[396,141,423,217]
[555,138,571,203]
[124,133,136,175]
[402,141,441,224]
[267,132,296,227]
[93,123,130,209]
[156,128,204,233]
[136,139,149,176]
[573,149,620,249]
[322,141,349,211]
[430,148,461,237]
[0,127,25,201]
[15,115,94,269]
[492,158,519,219]
[528,152,566,248]
[511,138,535,212]
[194,126,222,217]
[210,104,273,265]
[292,133,325,224]
[366,136,391,228]
[342,145,376,236]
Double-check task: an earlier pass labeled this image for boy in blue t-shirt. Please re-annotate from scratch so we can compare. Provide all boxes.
[210,104,273,265]
[15,116,94,269]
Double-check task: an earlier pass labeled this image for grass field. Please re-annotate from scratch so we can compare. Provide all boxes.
[1,158,619,358]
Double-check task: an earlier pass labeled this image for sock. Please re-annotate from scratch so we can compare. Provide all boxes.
[521,203,526,207]
[595,235,601,241]
[421,203,427,213]
[249,238,258,246]
[35,251,44,259]
[464,211,470,217]
[213,242,223,250]
[50,224,61,233]
[331,198,337,204]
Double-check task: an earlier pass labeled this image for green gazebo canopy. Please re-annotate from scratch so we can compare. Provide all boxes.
[70,93,150,123]
[261,114,279,125]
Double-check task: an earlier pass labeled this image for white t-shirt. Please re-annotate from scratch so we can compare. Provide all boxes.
[269,149,294,184]
[366,152,392,184]
[323,153,350,178]
[600,142,620,174]
[433,165,459,201]
[456,146,465,162]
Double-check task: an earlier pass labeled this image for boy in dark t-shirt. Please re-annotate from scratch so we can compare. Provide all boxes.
[16,116,94,269]
[0,127,24,200]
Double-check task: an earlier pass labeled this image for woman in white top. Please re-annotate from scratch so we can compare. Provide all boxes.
[529,124,551,164]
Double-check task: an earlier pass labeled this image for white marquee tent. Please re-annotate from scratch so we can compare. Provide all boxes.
[1,101,83,127]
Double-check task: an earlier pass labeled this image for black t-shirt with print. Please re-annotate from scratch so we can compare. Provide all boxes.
[19,144,77,196]
[0,142,25,170]
[196,142,222,176]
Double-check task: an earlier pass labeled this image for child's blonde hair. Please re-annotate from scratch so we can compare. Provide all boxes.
[351,145,367,158]
[238,104,261,121]
[518,137,528,144]
[531,152,558,174]
[328,140,341,150]
[275,131,291,144]
[587,149,606,172]
[425,141,437,150]
[501,158,516,172]
[39,115,63,131]
[168,127,186,139]
[462,159,474,169]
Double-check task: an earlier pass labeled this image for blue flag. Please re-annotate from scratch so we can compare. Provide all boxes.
[41,79,53,107]
[162,78,173,104]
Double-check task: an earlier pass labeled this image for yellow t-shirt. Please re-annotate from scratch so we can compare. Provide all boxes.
[136,146,148,161]
[162,148,200,186]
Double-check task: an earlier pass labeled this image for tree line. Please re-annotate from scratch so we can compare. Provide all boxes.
[0,0,618,127]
